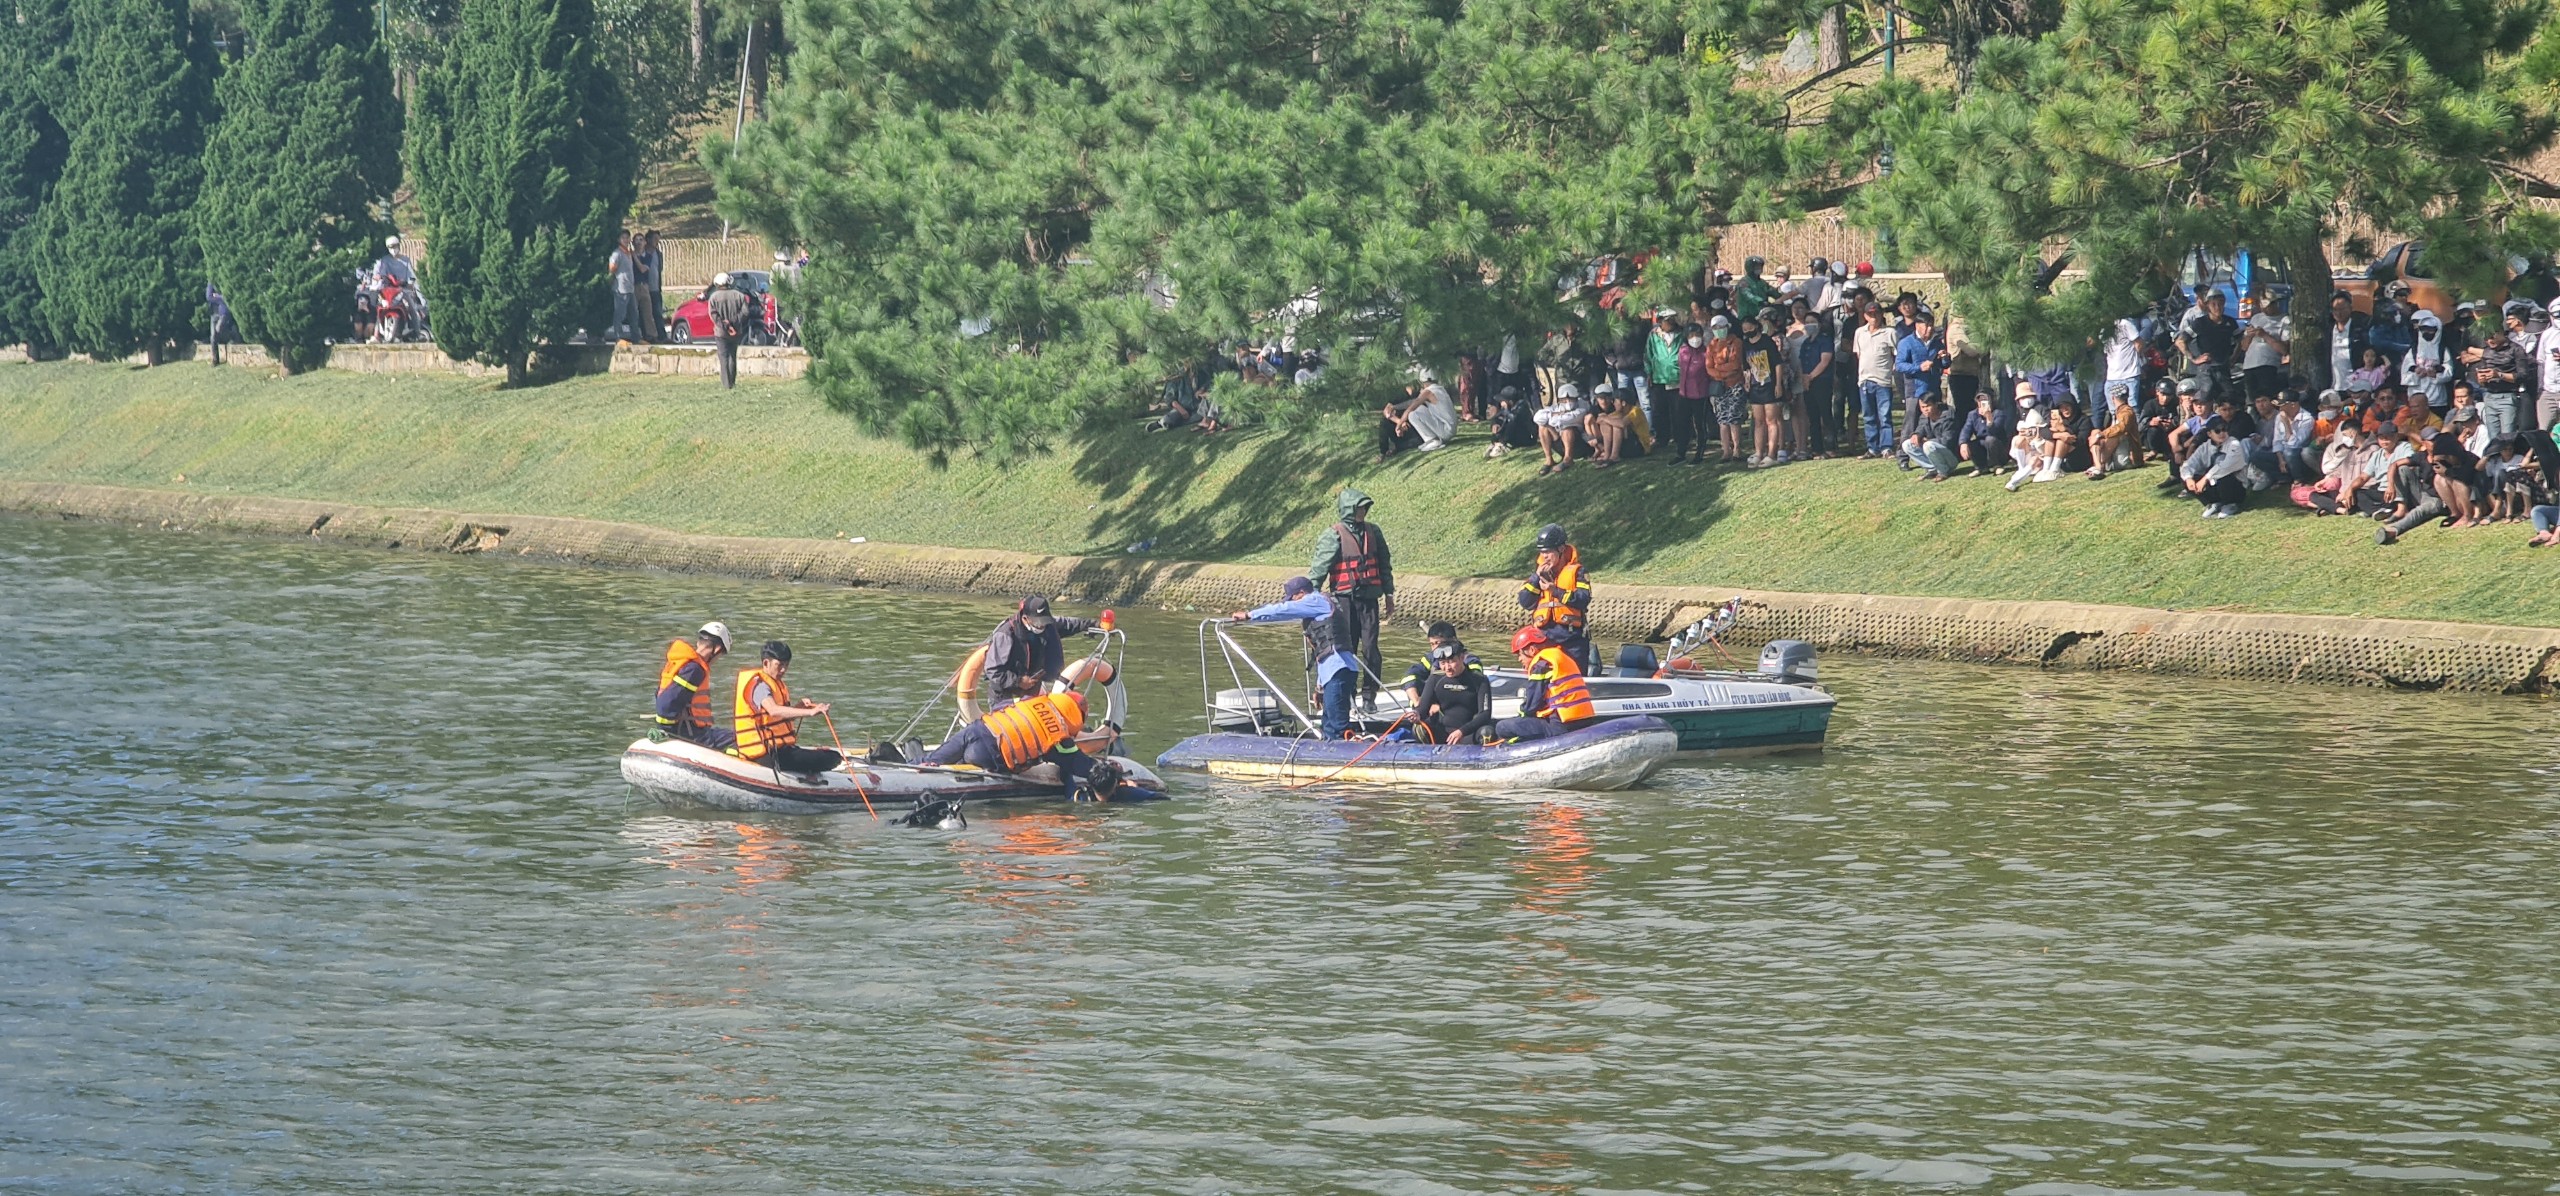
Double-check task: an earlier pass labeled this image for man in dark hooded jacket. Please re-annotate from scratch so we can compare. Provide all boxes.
[983,595,1098,709]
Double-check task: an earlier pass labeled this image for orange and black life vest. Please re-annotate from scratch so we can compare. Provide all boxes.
[1526,547,1589,633]
[1528,646,1596,723]
[1327,522,1387,593]
[733,668,798,759]
[982,692,1085,770]
[657,640,716,731]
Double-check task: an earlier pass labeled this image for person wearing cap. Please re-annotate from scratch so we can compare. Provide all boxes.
[1644,308,1683,428]
[2266,389,2318,481]
[1229,577,1364,739]
[2178,415,2250,518]
[373,235,417,289]
[1517,523,1595,668]
[706,272,752,389]
[654,621,736,749]
[985,595,1101,709]
[1670,319,1713,464]
[1736,256,1775,322]
[1532,379,1590,473]
[1309,488,1393,711]
[1583,380,1648,465]
[732,641,841,777]
[2005,385,2057,491]
[1957,391,2013,478]
[1406,641,1496,746]
[2178,289,2239,408]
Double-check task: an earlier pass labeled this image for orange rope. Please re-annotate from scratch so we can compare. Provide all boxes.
[820,710,876,819]
[1290,713,1409,789]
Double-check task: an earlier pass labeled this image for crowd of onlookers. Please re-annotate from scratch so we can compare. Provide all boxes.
[1189,253,2560,548]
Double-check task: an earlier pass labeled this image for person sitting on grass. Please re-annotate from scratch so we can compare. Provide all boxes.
[1958,392,2013,478]
[1532,382,1589,474]
[1483,386,1539,459]
[2180,415,2251,518]
[1900,394,1958,480]
[1583,383,1649,467]
[2048,395,2092,476]
[2377,429,2457,544]
[1378,373,1456,460]
[2480,435,2541,524]
[2430,421,2485,528]
[2006,390,2058,491]
[2087,387,2139,479]
[2296,420,2378,516]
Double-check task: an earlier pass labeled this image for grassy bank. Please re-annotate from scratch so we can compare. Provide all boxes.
[0,361,2548,626]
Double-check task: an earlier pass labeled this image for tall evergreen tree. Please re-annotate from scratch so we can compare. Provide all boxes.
[0,0,75,353]
[197,0,401,372]
[32,0,214,362]
[1847,0,2559,364]
[410,0,636,385]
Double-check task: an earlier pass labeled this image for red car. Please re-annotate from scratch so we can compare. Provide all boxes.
[666,271,792,345]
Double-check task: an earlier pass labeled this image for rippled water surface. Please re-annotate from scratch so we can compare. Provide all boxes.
[5,515,2560,1193]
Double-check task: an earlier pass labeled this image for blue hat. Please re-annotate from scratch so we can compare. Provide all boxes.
[1282,576,1315,598]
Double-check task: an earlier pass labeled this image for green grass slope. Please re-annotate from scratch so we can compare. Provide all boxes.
[0,361,2547,626]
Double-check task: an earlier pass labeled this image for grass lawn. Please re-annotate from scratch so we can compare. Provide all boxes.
[0,360,2548,626]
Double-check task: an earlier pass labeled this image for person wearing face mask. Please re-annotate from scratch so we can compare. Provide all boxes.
[1705,315,1747,463]
[2404,309,2450,409]
[1671,323,1713,464]
[983,596,1100,709]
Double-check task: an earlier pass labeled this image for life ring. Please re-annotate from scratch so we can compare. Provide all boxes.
[952,643,991,723]
[1054,657,1128,751]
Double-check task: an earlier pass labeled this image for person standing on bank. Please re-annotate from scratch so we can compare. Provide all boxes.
[1230,577,1364,739]
[707,273,751,389]
[1309,488,1393,710]
[982,595,1099,710]
[638,231,665,342]
[1518,523,1593,670]
[733,641,841,778]
[654,620,736,749]
[607,232,640,344]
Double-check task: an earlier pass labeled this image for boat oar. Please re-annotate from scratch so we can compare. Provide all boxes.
[819,709,877,820]
[1290,712,1410,789]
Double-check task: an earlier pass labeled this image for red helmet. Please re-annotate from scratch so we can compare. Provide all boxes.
[1854,261,1875,276]
[1510,626,1549,655]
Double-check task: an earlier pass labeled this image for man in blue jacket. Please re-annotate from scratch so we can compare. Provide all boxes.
[1229,576,1364,739]
[1894,315,1948,465]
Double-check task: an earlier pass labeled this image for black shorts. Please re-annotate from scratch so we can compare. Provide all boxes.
[2245,364,2285,400]
[1745,386,1781,405]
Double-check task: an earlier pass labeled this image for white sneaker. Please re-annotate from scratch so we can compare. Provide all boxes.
[2035,465,2064,483]
[1486,443,1509,459]
[2006,471,2028,491]
[1418,437,1445,451]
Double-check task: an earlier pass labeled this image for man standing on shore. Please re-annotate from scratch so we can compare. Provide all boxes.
[1309,488,1393,711]
[607,232,640,345]
[707,273,750,389]
[639,231,665,342]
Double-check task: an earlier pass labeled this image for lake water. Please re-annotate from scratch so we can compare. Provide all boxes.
[4,514,2558,1193]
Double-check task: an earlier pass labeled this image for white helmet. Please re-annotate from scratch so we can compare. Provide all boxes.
[698,621,733,649]
[384,235,401,250]
[2546,296,2560,317]
[713,272,731,286]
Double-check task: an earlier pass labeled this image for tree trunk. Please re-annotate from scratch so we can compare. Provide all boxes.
[1817,5,1847,72]
[689,0,707,79]
[505,353,528,388]
[2288,238,2335,389]
[745,14,775,120]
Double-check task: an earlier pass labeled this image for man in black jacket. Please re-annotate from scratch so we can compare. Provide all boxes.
[2318,290,2372,392]
[983,595,1099,709]
[2179,290,2240,408]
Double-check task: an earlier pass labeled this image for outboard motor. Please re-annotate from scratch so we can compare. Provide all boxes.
[1758,639,1818,684]
[1210,688,1283,733]
[1614,643,1659,678]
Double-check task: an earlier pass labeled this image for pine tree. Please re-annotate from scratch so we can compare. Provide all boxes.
[410,0,636,385]
[1848,0,2559,365]
[0,0,74,353]
[32,0,214,362]
[197,0,401,373]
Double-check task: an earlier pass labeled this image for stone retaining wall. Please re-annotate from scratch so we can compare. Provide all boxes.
[5,480,2553,694]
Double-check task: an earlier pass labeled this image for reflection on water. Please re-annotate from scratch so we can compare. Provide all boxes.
[4,514,2560,1193]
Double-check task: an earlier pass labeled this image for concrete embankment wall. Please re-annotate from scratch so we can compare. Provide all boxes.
[7,480,2555,695]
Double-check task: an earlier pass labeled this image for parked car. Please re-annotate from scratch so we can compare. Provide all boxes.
[2335,240,2526,320]
[666,271,785,345]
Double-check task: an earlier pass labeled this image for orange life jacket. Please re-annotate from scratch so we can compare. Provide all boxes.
[1327,522,1387,593]
[656,640,715,730]
[1529,646,1596,723]
[1527,548,1589,632]
[982,692,1085,770]
[732,668,798,759]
